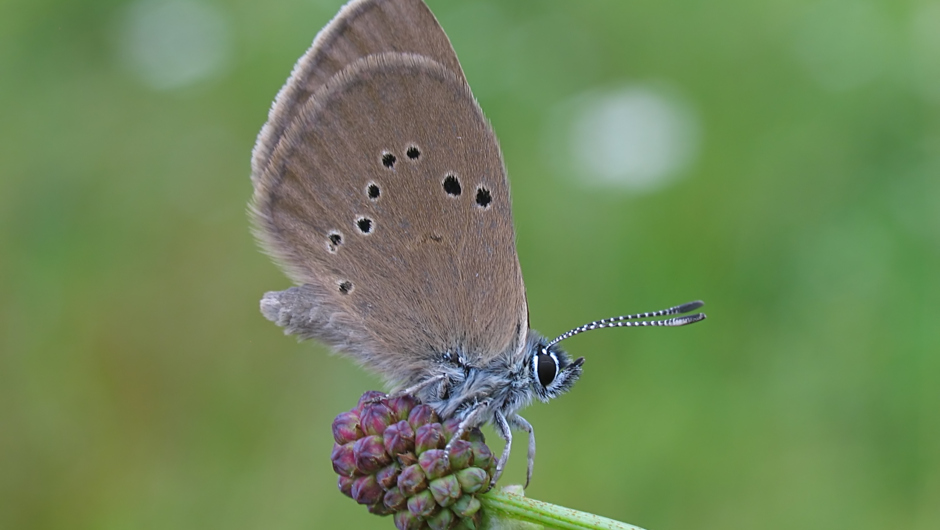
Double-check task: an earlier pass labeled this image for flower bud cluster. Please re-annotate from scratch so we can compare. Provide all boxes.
[331,391,496,529]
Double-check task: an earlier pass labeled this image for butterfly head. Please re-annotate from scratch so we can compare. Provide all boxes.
[528,339,584,403]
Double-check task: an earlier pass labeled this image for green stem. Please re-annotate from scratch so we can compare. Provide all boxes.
[478,486,646,530]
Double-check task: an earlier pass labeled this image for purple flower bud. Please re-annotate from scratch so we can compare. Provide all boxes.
[367,501,394,516]
[331,443,358,477]
[415,423,445,454]
[451,494,482,518]
[360,402,396,436]
[446,440,473,470]
[383,420,415,458]
[407,489,437,518]
[337,475,355,498]
[429,475,462,507]
[330,390,503,524]
[355,390,387,413]
[441,417,462,440]
[351,474,384,505]
[469,441,493,471]
[418,449,450,480]
[393,510,424,530]
[427,507,456,530]
[353,435,391,474]
[397,464,428,496]
[383,486,408,511]
[454,467,488,494]
[407,404,439,429]
[375,463,402,490]
[331,411,363,445]
[387,394,420,422]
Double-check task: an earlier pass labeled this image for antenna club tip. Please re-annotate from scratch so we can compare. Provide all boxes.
[669,312,707,326]
[678,300,705,313]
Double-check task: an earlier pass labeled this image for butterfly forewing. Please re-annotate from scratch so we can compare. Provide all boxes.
[252,0,466,183]
[252,53,527,386]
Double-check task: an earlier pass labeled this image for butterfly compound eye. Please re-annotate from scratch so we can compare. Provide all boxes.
[536,351,558,388]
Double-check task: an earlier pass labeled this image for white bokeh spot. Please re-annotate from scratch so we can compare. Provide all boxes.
[553,84,700,193]
[115,0,233,91]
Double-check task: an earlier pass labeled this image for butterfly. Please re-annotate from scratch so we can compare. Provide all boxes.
[249,0,705,487]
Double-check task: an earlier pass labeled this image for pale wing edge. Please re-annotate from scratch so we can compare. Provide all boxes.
[250,0,465,182]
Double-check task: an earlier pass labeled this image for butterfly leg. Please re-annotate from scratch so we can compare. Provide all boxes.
[444,399,490,451]
[508,414,535,489]
[376,374,449,403]
[491,410,512,487]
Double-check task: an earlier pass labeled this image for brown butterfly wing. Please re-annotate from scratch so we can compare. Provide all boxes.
[252,0,465,184]
[251,53,527,387]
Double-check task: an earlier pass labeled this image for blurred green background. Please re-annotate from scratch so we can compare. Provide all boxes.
[2,0,939,528]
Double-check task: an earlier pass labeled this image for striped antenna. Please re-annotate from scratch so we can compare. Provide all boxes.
[546,300,706,348]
